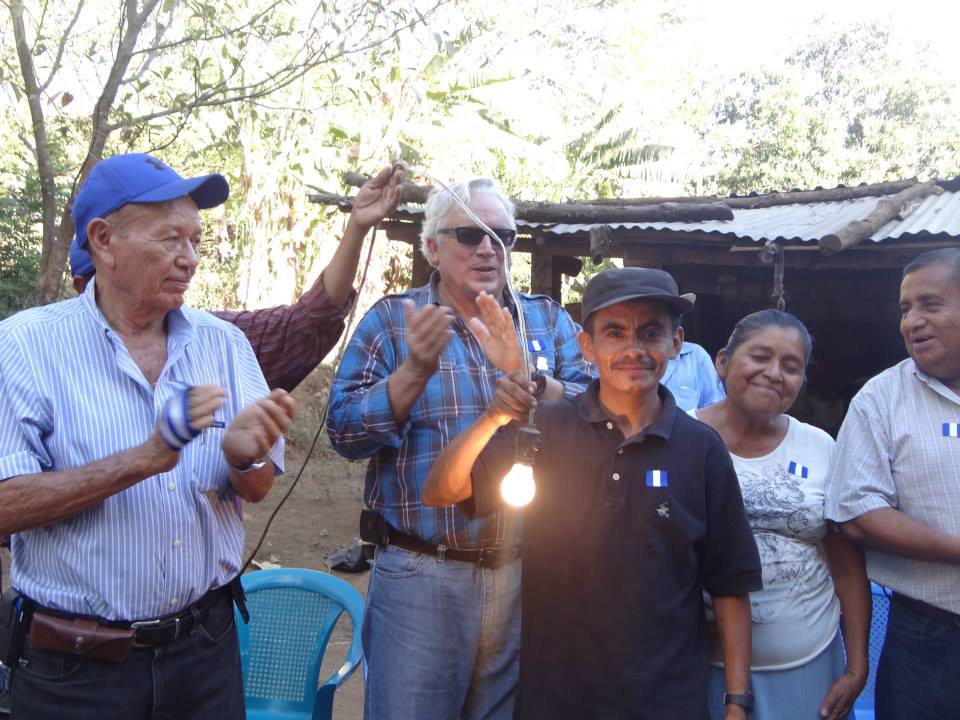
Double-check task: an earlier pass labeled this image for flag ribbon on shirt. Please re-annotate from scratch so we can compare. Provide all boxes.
[645,469,669,488]
[787,460,809,479]
[942,422,960,438]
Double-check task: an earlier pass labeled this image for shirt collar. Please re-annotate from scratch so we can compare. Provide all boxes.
[577,379,676,441]
[426,270,519,318]
[912,360,960,405]
[81,275,195,346]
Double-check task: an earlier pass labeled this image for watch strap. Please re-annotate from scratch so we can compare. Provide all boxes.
[230,458,268,475]
[723,691,754,714]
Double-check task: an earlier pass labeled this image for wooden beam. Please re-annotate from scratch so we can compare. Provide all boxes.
[819,180,944,254]
[515,201,733,224]
[339,172,928,211]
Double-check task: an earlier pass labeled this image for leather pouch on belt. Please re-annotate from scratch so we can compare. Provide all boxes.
[28,612,133,663]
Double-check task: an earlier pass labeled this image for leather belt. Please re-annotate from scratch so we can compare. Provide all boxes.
[27,585,231,662]
[892,592,960,628]
[385,527,520,569]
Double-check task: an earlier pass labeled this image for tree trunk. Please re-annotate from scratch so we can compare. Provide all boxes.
[32,0,160,304]
[10,0,59,303]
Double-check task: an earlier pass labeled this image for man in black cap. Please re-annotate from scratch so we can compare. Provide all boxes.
[424,267,762,719]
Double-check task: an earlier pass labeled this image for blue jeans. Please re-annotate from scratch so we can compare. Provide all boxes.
[876,596,960,720]
[363,545,521,720]
[10,591,244,720]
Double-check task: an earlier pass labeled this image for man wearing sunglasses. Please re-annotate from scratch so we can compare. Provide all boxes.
[328,178,594,720]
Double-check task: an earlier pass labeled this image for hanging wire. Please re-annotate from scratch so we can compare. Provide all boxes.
[243,163,534,568]
[242,222,381,571]
[394,161,534,422]
[773,245,786,311]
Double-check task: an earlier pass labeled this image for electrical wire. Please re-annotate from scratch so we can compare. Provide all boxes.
[242,163,535,569]
[241,222,380,572]
[394,161,535,422]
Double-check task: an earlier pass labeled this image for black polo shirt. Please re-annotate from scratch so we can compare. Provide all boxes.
[467,381,761,720]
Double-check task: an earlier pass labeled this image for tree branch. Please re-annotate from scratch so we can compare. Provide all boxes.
[105,0,449,132]
[126,0,284,58]
[38,0,84,93]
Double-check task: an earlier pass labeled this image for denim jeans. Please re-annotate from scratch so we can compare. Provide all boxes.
[875,596,960,720]
[363,545,521,720]
[10,592,244,720]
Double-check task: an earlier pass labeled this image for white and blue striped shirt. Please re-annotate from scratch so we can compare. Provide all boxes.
[0,279,283,621]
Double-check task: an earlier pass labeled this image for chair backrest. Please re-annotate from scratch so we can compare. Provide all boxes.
[853,582,891,720]
[234,568,364,719]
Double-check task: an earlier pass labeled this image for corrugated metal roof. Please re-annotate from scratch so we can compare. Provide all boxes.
[525,186,960,244]
[327,177,960,247]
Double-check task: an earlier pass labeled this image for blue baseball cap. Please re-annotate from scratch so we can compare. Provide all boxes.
[69,236,96,280]
[72,153,229,249]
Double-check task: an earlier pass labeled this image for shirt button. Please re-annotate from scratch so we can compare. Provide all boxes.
[617,448,623,455]
[612,473,621,481]
[167,482,176,491]
[173,539,182,549]
[606,422,614,430]
[170,598,179,607]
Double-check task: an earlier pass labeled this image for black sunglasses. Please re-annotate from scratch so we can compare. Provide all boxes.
[437,226,517,248]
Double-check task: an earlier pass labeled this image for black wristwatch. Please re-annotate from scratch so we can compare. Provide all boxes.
[530,371,547,397]
[723,691,754,715]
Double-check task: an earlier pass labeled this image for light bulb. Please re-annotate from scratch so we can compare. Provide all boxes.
[500,462,536,507]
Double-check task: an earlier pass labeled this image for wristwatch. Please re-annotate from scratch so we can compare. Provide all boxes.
[230,458,268,474]
[530,371,547,397]
[723,691,754,715]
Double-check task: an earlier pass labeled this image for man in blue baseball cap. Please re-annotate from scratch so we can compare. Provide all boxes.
[0,152,298,719]
[69,162,404,393]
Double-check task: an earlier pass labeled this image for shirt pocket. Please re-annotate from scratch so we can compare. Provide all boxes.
[187,425,229,492]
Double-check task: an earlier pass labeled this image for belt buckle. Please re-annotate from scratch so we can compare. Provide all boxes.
[130,617,160,646]
[130,616,184,645]
[477,547,499,568]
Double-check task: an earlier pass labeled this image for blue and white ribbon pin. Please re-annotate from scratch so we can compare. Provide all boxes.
[158,381,202,451]
[646,469,669,488]
[787,461,809,479]
[943,422,960,438]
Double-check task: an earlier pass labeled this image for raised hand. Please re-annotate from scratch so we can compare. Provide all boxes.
[348,165,404,233]
[468,290,524,374]
[485,369,537,427]
[222,388,298,469]
[403,299,454,379]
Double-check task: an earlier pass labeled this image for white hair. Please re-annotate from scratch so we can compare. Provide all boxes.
[418,178,516,268]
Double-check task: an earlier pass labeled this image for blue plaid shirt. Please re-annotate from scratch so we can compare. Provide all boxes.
[327,274,595,548]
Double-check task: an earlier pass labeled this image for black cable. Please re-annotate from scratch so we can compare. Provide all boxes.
[241,223,380,571]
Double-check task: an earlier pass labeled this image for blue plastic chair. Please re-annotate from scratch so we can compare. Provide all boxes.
[852,582,891,720]
[234,568,364,720]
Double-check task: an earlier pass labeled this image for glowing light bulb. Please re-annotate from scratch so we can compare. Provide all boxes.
[500,462,536,507]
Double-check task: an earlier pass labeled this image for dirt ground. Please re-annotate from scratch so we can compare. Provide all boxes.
[0,366,370,719]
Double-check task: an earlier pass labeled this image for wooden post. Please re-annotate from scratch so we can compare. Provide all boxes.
[531,252,554,298]
[411,246,432,288]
